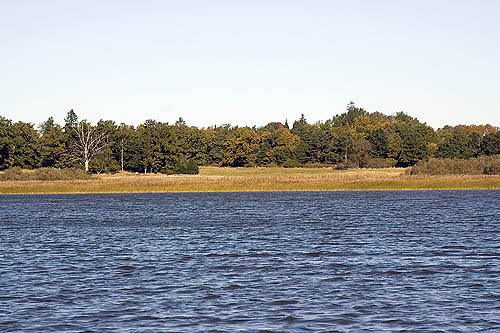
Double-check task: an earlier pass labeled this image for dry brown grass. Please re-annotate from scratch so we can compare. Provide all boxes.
[1,167,499,194]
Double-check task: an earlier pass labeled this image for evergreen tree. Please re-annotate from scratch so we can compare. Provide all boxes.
[38,118,66,168]
[0,117,13,169]
[10,122,39,169]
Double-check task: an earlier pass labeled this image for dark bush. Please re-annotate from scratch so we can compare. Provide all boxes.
[173,156,199,175]
[160,167,174,175]
[89,157,121,174]
[185,159,199,174]
[282,159,301,168]
[365,158,397,169]
[333,160,359,170]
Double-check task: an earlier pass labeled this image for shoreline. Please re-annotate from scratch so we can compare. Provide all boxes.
[1,167,500,194]
[2,188,498,196]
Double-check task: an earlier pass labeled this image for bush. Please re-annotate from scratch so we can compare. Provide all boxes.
[173,156,199,175]
[32,168,91,180]
[0,166,23,180]
[160,167,174,175]
[411,158,477,175]
[365,158,397,169]
[89,157,121,174]
[333,160,359,170]
[0,167,91,181]
[282,159,301,168]
[303,162,330,168]
[185,159,199,174]
[483,156,500,175]
[410,156,500,175]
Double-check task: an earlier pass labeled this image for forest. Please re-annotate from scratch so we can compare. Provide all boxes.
[1,103,499,174]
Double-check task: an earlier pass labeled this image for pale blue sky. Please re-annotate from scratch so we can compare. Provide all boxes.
[1,0,499,129]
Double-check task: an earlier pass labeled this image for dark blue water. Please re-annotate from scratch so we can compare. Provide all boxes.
[1,191,499,331]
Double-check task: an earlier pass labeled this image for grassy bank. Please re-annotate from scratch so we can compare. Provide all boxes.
[1,167,500,194]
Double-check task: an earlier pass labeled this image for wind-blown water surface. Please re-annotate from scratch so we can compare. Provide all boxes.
[1,191,499,331]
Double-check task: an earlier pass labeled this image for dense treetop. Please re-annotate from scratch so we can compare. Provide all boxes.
[1,103,499,173]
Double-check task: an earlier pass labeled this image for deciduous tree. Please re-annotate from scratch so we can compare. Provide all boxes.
[69,120,109,172]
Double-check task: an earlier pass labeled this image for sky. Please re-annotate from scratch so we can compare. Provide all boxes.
[1,0,499,129]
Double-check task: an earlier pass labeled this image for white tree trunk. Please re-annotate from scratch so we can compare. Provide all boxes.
[69,120,108,173]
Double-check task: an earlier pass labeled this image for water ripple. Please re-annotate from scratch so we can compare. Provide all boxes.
[1,190,500,331]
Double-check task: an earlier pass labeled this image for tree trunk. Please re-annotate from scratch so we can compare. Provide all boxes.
[85,160,89,172]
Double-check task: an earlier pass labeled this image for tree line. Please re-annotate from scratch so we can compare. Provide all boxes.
[1,103,499,174]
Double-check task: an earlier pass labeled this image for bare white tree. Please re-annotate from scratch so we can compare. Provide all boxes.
[69,121,109,172]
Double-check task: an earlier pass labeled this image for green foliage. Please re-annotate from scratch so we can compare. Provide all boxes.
[436,126,474,159]
[0,117,14,169]
[392,120,436,167]
[282,158,301,168]
[207,125,231,166]
[38,118,66,168]
[368,128,389,158]
[62,110,80,168]
[1,102,499,174]
[332,102,368,127]
[10,122,39,169]
[258,128,299,166]
[223,127,260,167]
[481,132,500,155]
[89,152,121,174]
[172,155,199,174]
[291,119,327,164]
[186,159,199,174]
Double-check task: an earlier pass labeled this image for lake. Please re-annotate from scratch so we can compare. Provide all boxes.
[1,191,499,331]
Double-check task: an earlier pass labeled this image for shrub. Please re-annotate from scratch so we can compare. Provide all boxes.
[89,158,121,174]
[411,158,473,175]
[365,158,397,169]
[483,156,500,175]
[0,167,23,180]
[410,155,500,175]
[173,156,199,175]
[333,160,359,170]
[32,168,91,180]
[160,167,174,175]
[303,162,330,168]
[282,159,301,168]
[0,167,91,181]
[185,159,199,174]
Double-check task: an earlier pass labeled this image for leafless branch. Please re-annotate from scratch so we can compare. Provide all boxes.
[68,121,110,171]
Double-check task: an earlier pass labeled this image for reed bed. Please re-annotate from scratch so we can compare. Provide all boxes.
[1,167,499,194]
